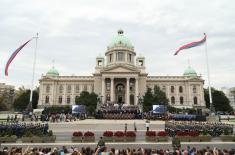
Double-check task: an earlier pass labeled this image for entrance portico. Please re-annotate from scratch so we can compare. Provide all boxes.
[101,76,139,105]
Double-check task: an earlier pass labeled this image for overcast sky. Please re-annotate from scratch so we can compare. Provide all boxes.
[0,0,234,90]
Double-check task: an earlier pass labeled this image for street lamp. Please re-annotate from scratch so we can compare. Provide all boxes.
[137,95,143,113]
[96,95,103,111]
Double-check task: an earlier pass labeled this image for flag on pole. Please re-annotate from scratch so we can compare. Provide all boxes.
[174,33,207,55]
[5,39,32,76]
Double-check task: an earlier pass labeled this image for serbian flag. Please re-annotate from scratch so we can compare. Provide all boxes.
[174,33,207,55]
[5,39,32,76]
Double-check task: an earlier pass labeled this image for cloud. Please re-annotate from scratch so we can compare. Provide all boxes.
[0,0,234,89]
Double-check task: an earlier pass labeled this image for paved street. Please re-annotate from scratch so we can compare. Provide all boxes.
[1,119,235,149]
[49,119,165,142]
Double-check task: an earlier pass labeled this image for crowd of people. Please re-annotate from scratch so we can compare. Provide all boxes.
[0,122,49,137]
[0,146,235,155]
[165,121,233,137]
[96,104,141,119]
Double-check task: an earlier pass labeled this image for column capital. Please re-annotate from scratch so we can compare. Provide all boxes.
[126,77,130,80]
[110,77,114,80]
[102,77,106,80]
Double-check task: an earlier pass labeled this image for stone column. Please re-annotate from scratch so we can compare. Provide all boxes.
[135,78,139,105]
[63,84,66,105]
[101,77,105,103]
[126,77,130,105]
[110,77,114,102]
[71,84,75,104]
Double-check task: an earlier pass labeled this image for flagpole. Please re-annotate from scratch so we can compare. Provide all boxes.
[28,33,38,111]
[204,33,214,114]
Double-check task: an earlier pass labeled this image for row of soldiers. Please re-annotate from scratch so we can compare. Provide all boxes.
[0,122,49,137]
[165,121,234,137]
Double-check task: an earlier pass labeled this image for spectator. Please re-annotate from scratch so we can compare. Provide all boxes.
[134,121,137,132]
[97,137,105,151]
[145,120,150,132]
[125,123,127,133]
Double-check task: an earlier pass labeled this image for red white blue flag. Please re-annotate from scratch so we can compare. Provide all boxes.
[174,33,207,55]
[5,39,32,76]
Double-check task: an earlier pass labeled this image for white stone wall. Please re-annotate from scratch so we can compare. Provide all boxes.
[146,77,205,108]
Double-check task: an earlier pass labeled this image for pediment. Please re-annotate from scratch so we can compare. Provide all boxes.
[101,65,140,73]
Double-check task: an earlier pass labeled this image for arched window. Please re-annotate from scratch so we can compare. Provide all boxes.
[59,85,63,93]
[193,86,197,93]
[171,86,174,93]
[171,96,175,104]
[179,86,183,93]
[59,96,63,104]
[194,96,198,104]
[67,85,71,93]
[75,85,80,93]
[45,96,49,104]
[46,85,50,93]
[67,96,70,104]
[84,85,87,91]
[180,96,184,104]
[162,86,166,92]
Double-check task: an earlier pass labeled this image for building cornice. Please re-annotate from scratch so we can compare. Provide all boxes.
[147,76,204,82]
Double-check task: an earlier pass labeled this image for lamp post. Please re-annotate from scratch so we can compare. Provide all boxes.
[137,95,143,113]
[96,95,103,111]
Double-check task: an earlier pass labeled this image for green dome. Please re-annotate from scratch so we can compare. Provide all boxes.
[183,66,197,76]
[108,29,133,48]
[46,67,59,76]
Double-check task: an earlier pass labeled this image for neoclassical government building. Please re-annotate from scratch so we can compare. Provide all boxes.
[38,30,206,109]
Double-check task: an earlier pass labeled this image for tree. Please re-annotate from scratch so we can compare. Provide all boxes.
[0,96,8,111]
[143,88,154,112]
[142,86,169,112]
[13,87,39,111]
[75,91,98,116]
[204,88,233,112]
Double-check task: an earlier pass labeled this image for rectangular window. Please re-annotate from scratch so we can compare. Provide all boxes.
[67,96,70,104]
[117,52,124,61]
[98,60,102,66]
[129,54,132,62]
[106,83,110,91]
[46,85,50,93]
[138,60,143,66]
[109,54,112,63]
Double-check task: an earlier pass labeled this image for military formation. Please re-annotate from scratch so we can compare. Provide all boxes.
[165,121,234,137]
[0,122,49,137]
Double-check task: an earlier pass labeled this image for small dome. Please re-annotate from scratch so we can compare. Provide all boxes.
[108,29,133,49]
[183,66,197,76]
[46,67,59,76]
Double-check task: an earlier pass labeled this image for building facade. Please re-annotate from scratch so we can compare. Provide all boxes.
[221,87,235,110]
[38,30,206,109]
